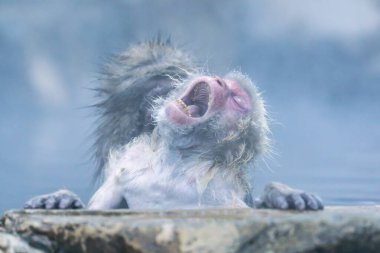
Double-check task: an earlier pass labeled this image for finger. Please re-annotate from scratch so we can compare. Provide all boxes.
[45,196,58,209]
[58,196,75,209]
[24,200,33,209]
[301,192,319,210]
[73,199,84,209]
[28,197,46,209]
[287,193,306,210]
[273,195,289,210]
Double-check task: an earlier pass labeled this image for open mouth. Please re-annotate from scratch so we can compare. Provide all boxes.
[176,82,210,118]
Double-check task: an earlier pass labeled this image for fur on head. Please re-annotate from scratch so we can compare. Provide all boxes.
[154,71,269,171]
[94,39,269,179]
[94,39,196,176]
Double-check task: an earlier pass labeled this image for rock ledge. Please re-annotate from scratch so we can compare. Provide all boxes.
[1,206,380,253]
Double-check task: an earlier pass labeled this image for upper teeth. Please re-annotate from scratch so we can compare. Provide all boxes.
[176,99,191,117]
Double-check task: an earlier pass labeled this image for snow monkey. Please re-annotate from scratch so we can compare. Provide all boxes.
[25,39,323,211]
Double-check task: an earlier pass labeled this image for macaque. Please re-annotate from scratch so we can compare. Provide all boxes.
[25,39,323,211]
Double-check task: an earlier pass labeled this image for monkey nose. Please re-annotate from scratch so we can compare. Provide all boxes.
[214,76,227,89]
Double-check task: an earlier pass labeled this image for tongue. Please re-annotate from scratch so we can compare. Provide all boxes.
[188,105,201,117]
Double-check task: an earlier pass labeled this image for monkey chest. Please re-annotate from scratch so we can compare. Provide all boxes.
[116,166,247,209]
[117,167,201,209]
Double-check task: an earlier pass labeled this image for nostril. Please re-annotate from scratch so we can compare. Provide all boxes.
[215,77,225,88]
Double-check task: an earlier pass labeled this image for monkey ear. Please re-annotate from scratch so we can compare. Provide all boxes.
[93,40,196,177]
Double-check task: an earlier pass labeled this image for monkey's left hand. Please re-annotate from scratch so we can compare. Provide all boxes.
[24,189,84,209]
[255,182,323,211]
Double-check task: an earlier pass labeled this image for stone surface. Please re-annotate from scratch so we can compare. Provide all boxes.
[0,229,44,253]
[1,206,380,253]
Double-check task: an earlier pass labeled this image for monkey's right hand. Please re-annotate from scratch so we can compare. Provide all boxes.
[24,189,84,209]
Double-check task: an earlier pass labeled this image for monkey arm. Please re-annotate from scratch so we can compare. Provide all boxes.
[24,179,126,210]
[255,182,324,210]
[87,175,126,210]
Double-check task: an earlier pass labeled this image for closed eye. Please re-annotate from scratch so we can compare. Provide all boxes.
[232,95,250,111]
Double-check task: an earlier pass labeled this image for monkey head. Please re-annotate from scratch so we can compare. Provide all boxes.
[155,71,269,168]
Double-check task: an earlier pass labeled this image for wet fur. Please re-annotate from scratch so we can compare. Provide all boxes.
[94,39,197,177]
[89,40,269,209]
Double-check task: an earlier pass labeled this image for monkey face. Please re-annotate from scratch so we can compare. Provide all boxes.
[156,72,268,162]
[165,76,253,126]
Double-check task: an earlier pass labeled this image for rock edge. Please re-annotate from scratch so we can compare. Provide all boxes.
[1,206,380,253]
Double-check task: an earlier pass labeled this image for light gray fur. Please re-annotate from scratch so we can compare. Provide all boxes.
[94,38,197,177]
[89,69,269,209]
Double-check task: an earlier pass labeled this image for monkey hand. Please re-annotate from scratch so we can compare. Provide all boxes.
[255,182,323,211]
[24,189,84,209]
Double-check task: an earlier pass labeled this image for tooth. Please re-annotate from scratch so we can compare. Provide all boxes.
[176,99,191,117]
